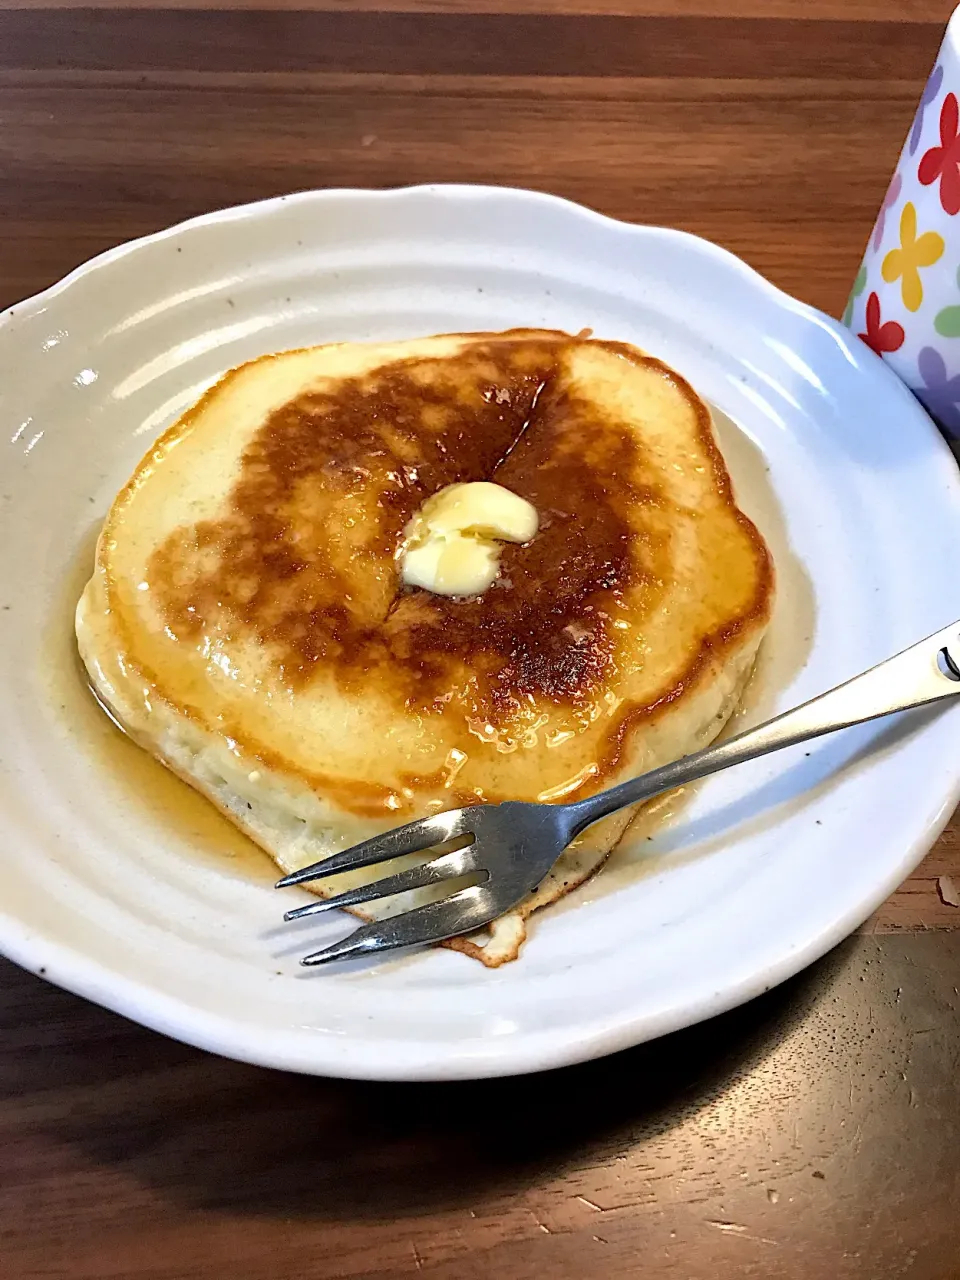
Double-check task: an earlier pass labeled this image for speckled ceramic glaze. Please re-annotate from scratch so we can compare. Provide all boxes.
[844,8,960,453]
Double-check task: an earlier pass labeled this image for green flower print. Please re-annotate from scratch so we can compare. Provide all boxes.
[934,266,960,336]
[842,263,867,328]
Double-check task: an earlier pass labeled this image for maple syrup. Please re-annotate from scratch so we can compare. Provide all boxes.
[43,523,275,882]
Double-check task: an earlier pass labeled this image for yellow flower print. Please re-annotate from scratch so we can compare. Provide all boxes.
[882,202,944,312]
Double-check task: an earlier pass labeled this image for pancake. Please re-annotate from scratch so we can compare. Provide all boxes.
[76,329,774,966]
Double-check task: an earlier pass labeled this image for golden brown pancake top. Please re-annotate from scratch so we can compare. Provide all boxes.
[88,330,773,817]
[149,334,663,725]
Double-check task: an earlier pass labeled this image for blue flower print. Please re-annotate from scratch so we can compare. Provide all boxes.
[916,345,960,436]
[910,63,944,156]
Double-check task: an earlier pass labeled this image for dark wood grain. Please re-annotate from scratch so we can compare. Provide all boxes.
[1,4,959,1276]
[2,936,960,1279]
[0,11,942,77]
[0,9,947,319]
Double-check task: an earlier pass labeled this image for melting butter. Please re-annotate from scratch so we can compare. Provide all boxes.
[400,481,538,596]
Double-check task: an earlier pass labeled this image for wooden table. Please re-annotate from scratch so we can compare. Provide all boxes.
[2,3,959,1277]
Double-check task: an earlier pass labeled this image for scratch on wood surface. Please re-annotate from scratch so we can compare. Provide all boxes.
[706,1221,778,1246]
[603,1196,652,1212]
[411,1243,424,1272]
[575,1195,604,1212]
[528,1209,551,1235]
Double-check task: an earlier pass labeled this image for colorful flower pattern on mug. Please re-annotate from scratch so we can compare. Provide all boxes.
[858,292,904,355]
[910,63,945,155]
[933,265,960,336]
[872,173,903,252]
[842,264,867,328]
[919,92,960,215]
[916,346,960,433]
[842,49,960,448]
[881,202,944,311]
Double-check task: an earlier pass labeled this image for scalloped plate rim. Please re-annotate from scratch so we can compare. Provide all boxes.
[0,184,958,1080]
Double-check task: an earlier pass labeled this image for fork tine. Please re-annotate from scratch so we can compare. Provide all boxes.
[274,809,469,889]
[300,883,497,966]
[283,845,482,921]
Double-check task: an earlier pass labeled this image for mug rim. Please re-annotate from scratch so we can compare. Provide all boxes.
[945,4,960,55]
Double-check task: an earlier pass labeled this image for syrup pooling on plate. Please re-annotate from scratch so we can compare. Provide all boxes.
[45,528,275,881]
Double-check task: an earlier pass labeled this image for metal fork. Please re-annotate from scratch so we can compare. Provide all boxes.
[277,620,960,966]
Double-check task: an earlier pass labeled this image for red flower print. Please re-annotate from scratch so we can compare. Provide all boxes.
[919,92,960,215]
[858,291,904,355]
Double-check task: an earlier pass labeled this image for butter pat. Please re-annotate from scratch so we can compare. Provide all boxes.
[401,482,539,596]
[412,482,539,543]
[403,533,501,596]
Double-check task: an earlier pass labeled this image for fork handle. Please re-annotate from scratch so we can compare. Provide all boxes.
[562,619,960,837]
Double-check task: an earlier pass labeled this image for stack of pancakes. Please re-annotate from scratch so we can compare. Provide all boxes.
[77,330,774,964]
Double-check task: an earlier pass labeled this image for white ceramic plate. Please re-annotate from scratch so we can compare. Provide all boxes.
[1,186,959,1081]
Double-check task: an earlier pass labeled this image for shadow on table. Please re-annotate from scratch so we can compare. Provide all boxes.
[10,934,857,1221]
